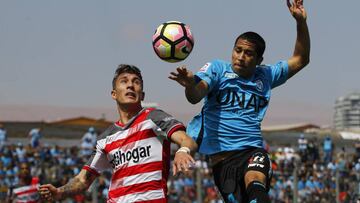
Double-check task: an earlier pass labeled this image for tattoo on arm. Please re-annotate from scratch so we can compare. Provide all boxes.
[58,170,95,199]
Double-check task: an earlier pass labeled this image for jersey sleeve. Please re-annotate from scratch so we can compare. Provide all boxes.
[267,60,289,88]
[147,109,186,140]
[83,130,113,175]
[195,60,221,92]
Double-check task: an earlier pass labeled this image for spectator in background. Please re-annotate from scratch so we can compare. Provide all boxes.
[80,127,97,157]
[28,128,42,148]
[307,138,319,162]
[82,127,98,147]
[0,124,7,151]
[323,136,333,163]
[15,143,27,163]
[298,134,308,155]
[0,166,7,202]
[297,175,307,199]
[313,174,324,197]
[355,139,360,160]
[298,133,308,162]
[7,162,40,203]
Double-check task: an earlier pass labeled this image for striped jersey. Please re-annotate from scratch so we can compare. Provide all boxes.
[84,108,186,203]
[12,184,40,203]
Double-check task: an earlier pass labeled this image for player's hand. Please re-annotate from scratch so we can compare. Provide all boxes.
[169,65,196,88]
[38,184,60,201]
[287,0,307,21]
[172,151,196,176]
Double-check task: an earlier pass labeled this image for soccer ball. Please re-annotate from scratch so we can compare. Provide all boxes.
[152,21,194,63]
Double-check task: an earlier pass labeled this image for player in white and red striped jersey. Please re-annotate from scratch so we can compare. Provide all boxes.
[11,184,40,203]
[39,64,198,203]
[8,163,41,203]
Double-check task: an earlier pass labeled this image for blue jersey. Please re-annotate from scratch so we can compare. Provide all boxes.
[187,59,288,155]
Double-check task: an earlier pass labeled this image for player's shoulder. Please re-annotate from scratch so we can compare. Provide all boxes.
[255,64,270,76]
[210,59,230,67]
[258,60,288,69]
[256,61,281,72]
[147,108,183,125]
[199,59,230,73]
[146,108,172,119]
[97,123,119,141]
[257,63,271,70]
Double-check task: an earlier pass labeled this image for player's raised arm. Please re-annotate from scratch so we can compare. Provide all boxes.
[169,65,209,104]
[38,169,97,201]
[287,0,310,79]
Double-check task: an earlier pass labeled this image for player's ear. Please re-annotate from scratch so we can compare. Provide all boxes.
[141,92,145,101]
[111,90,116,100]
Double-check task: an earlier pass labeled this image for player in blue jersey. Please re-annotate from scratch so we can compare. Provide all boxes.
[169,0,310,202]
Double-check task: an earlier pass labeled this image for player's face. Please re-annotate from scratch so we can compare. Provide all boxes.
[232,39,263,78]
[19,163,31,178]
[111,73,144,106]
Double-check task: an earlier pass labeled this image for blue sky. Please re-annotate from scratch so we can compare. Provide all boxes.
[1,0,359,126]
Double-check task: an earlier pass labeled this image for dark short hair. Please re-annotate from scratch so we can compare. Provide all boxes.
[112,64,143,89]
[234,31,266,58]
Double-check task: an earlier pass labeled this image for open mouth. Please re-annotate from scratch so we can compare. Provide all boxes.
[125,92,136,98]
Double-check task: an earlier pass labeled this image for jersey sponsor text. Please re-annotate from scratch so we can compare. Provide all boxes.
[110,145,151,168]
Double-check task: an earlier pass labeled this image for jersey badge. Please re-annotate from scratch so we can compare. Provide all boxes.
[199,62,211,72]
[224,72,238,79]
[255,79,264,92]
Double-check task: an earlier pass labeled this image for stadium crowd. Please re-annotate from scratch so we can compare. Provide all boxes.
[1,128,360,203]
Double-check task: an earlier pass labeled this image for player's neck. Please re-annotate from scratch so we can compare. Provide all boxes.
[232,66,256,80]
[117,104,143,125]
[237,70,255,80]
[20,177,32,186]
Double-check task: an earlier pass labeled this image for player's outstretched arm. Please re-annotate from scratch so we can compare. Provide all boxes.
[287,0,310,79]
[38,169,97,201]
[170,130,198,175]
[169,65,209,104]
